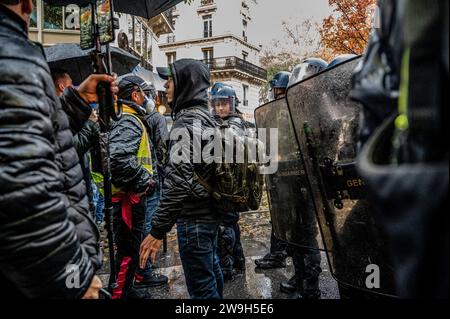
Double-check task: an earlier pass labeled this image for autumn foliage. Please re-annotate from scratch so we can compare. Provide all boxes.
[319,0,377,56]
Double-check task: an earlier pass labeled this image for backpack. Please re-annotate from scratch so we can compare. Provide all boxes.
[194,111,264,213]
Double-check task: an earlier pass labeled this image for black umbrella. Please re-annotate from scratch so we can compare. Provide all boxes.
[44,43,140,85]
[43,0,184,19]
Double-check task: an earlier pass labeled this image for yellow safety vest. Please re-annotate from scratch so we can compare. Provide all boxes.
[92,104,153,195]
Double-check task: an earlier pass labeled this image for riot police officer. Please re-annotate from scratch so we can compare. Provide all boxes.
[212,85,247,280]
[279,58,328,299]
[255,71,292,269]
[269,71,291,100]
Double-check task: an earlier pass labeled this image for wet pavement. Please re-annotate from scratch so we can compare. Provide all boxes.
[98,210,340,299]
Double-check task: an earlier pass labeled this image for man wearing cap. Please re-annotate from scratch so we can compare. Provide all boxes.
[140,59,224,299]
[101,75,156,299]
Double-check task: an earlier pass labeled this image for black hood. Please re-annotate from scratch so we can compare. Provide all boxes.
[170,59,210,115]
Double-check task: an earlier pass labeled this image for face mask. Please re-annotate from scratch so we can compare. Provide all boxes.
[144,96,156,113]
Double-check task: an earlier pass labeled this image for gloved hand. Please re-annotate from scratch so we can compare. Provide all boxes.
[137,178,156,197]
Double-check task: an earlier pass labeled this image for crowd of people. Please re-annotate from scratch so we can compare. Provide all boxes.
[0,0,267,298]
[1,0,447,300]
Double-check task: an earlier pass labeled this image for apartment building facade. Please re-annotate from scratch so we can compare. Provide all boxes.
[156,0,267,123]
[28,0,173,71]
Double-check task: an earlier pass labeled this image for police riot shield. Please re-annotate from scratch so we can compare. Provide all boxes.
[285,57,396,297]
[255,98,324,250]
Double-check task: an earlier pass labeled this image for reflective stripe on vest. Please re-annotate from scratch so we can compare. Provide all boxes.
[91,105,153,195]
[124,111,153,175]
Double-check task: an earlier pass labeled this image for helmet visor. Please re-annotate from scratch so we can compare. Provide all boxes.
[212,96,235,118]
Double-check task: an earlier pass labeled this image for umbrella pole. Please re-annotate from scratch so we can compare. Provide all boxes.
[92,37,118,293]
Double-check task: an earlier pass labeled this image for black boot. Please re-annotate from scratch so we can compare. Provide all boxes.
[134,271,169,288]
[222,268,236,282]
[255,253,286,269]
[280,275,298,293]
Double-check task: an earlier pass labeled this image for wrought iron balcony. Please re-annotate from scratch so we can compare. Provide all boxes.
[201,56,267,80]
[201,0,215,6]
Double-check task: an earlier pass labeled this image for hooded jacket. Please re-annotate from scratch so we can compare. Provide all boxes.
[150,59,218,240]
[0,5,100,298]
[144,110,169,176]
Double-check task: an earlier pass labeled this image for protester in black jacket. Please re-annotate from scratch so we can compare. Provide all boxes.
[106,76,155,299]
[52,69,100,216]
[0,1,117,299]
[140,59,223,299]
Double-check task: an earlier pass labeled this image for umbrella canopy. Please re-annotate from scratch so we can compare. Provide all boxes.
[132,65,166,91]
[45,43,140,85]
[43,0,184,19]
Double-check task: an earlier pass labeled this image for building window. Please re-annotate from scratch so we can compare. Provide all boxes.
[242,51,248,61]
[203,15,212,38]
[143,28,148,60]
[146,33,153,63]
[242,19,248,41]
[127,15,135,48]
[167,34,176,43]
[243,84,249,106]
[30,0,37,28]
[202,48,214,68]
[135,19,142,54]
[43,3,63,29]
[167,52,176,65]
[43,2,79,30]
[201,0,214,5]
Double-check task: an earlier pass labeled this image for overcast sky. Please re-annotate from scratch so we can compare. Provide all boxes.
[252,0,333,49]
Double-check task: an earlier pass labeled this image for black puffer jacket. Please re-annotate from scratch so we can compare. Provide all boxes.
[144,110,169,175]
[0,6,100,298]
[150,59,217,240]
[109,105,152,194]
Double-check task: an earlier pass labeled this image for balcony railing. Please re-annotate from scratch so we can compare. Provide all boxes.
[201,56,267,80]
[201,0,215,6]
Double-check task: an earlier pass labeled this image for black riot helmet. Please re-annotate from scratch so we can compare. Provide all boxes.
[328,54,358,69]
[288,58,328,87]
[211,82,240,107]
[212,86,238,119]
[211,82,228,96]
[269,71,291,90]
[269,71,291,100]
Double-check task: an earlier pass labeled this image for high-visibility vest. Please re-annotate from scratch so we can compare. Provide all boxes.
[92,105,153,195]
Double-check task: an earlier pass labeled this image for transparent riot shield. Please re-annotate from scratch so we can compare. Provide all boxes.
[285,57,396,297]
[255,98,324,250]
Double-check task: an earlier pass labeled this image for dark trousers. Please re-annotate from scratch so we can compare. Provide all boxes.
[269,229,288,260]
[112,196,146,299]
[177,218,223,299]
[291,246,322,294]
[135,184,160,279]
[218,222,245,274]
